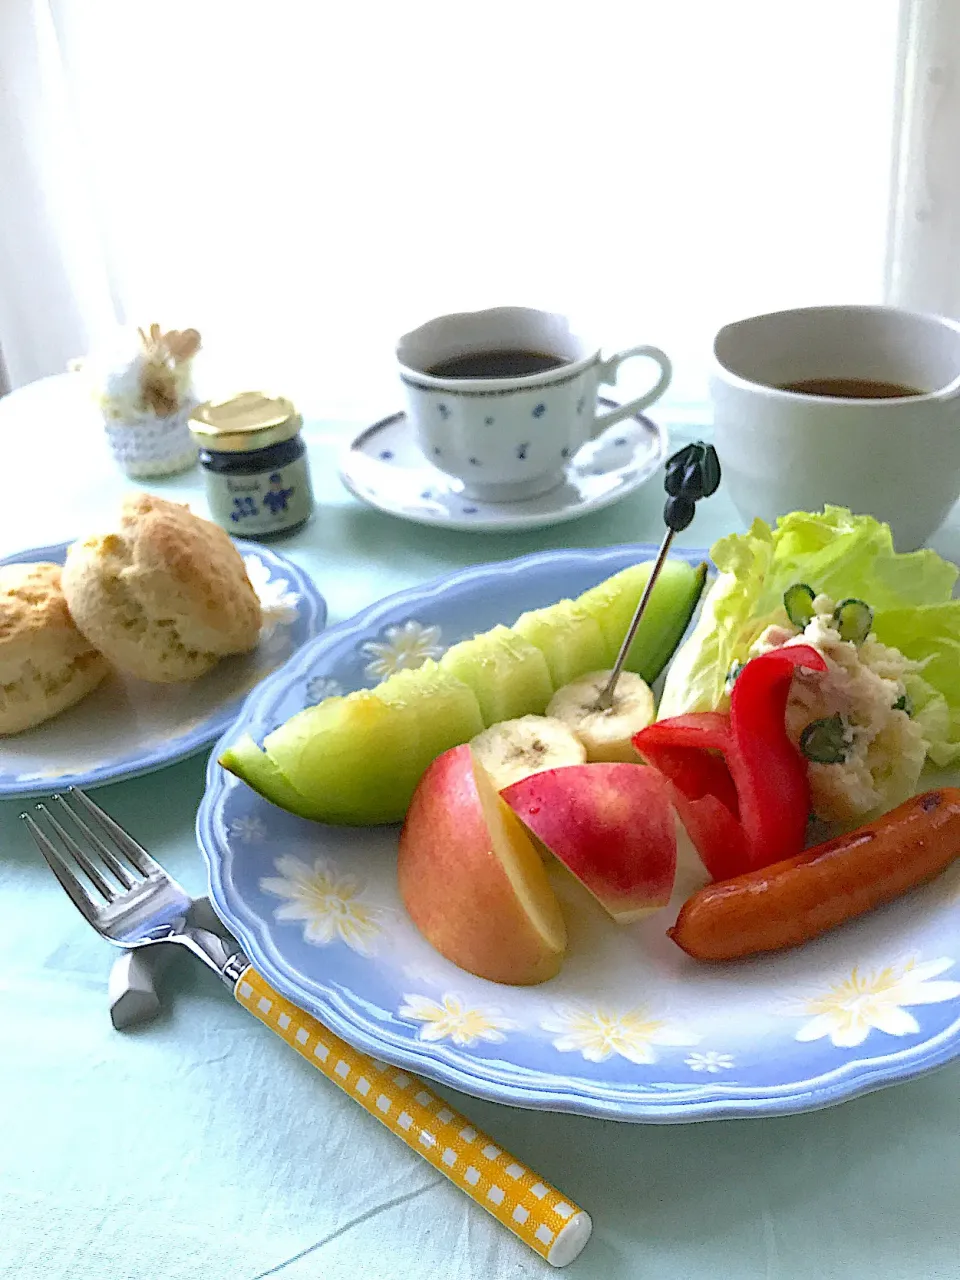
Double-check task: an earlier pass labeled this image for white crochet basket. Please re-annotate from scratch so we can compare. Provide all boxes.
[103,402,198,478]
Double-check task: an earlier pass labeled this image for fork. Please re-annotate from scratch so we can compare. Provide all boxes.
[23,788,591,1268]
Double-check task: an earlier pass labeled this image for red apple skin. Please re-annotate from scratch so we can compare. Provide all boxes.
[501,763,677,923]
[397,744,566,985]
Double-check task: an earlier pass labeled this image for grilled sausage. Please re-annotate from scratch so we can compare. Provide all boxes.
[669,788,960,961]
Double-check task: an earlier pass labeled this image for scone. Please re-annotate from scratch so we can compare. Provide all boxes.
[0,563,109,734]
[61,493,262,683]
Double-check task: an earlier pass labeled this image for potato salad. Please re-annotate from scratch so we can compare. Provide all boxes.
[659,507,960,828]
[751,594,928,823]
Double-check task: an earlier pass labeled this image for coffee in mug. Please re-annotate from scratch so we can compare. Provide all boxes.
[710,304,960,550]
[778,377,923,399]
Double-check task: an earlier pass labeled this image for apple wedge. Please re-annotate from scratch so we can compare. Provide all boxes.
[501,763,677,923]
[397,745,567,985]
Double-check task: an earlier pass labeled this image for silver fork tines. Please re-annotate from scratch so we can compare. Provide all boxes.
[43,802,122,900]
[23,805,108,927]
[23,787,238,977]
[23,788,185,940]
[67,786,162,879]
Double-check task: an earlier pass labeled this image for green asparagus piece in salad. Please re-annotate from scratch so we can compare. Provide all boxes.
[784,583,817,628]
[800,713,849,764]
[833,598,874,644]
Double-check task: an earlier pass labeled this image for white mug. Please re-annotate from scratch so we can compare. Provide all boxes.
[396,306,672,502]
[711,305,960,550]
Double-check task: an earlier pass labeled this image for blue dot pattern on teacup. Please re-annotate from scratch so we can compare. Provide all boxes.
[409,376,604,484]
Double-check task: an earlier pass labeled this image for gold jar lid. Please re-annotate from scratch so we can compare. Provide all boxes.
[189,391,302,452]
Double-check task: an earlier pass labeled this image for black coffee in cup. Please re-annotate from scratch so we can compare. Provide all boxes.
[427,350,569,379]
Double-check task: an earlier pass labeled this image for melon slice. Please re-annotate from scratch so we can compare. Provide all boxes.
[512,599,609,687]
[439,625,554,725]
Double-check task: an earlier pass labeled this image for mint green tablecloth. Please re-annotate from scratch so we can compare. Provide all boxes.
[2,376,959,1280]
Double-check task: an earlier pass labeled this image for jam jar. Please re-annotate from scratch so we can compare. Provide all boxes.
[189,392,315,539]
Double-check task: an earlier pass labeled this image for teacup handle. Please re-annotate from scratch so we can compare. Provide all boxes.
[591,345,672,435]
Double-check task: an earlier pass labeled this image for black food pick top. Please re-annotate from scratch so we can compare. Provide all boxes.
[663,442,721,532]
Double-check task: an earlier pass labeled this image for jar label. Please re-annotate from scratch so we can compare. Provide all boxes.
[203,455,314,535]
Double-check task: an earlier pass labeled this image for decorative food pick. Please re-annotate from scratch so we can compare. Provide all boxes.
[594,441,721,711]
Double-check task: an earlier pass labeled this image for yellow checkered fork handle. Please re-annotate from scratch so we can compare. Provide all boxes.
[237,967,591,1267]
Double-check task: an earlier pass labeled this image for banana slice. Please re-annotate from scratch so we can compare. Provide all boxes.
[470,715,586,792]
[546,670,655,762]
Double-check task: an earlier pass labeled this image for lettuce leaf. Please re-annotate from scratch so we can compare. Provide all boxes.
[659,506,960,764]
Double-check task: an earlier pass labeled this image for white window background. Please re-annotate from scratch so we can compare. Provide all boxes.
[0,0,958,425]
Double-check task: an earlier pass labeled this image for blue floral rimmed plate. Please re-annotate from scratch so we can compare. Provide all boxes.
[197,545,960,1122]
[0,540,326,798]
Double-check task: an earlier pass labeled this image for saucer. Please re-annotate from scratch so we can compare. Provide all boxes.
[338,398,668,532]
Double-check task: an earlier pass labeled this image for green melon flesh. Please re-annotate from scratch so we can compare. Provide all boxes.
[512,599,609,687]
[373,660,484,775]
[219,734,327,820]
[577,559,707,683]
[220,557,707,825]
[262,691,423,825]
[439,625,554,725]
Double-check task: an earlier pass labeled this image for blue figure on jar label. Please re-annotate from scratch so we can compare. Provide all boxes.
[262,471,295,516]
[230,495,259,522]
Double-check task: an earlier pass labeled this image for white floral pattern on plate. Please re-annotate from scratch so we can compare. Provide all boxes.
[260,855,386,956]
[304,675,343,705]
[784,956,960,1048]
[399,994,517,1047]
[261,627,294,657]
[541,1005,700,1065]
[228,815,267,844]
[685,1051,735,1073]
[244,554,301,634]
[361,620,444,679]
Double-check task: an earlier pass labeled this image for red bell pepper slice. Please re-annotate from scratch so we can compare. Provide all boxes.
[633,644,827,881]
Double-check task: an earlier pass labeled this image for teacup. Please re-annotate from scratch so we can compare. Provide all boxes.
[711,305,960,550]
[396,306,672,502]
